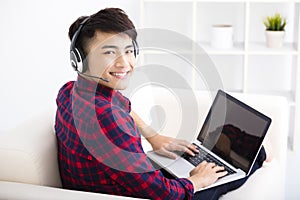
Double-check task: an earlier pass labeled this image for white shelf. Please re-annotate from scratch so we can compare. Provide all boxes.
[141,0,300,151]
[145,0,297,2]
[144,0,193,2]
[247,90,296,104]
[198,42,245,55]
[140,41,298,55]
[248,42,298,55]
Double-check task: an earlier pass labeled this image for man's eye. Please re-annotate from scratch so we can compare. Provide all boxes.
[126,50,134,54]
[104,51,115,55]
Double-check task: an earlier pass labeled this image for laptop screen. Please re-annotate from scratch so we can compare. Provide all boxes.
[197,90,271,173]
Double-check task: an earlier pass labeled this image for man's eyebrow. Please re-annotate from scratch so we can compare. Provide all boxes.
[125,44,134,49]
[101,45,118,49]
[101,44,133,49]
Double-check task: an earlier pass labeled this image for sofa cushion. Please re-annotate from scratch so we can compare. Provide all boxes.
[220,160,284,200]
[0,109,61,187]
[0,181,140,200]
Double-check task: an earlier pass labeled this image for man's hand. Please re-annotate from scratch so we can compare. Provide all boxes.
[188,161,227,190]
[147,134,199,159]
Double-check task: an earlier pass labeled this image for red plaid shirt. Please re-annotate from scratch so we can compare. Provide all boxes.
[55,76,194,199]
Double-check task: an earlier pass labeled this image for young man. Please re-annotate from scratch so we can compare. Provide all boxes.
[55,8,267,200]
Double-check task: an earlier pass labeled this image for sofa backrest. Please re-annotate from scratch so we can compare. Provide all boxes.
[0,109,62,187]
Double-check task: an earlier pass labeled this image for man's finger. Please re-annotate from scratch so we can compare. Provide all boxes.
[217,170,228,178]
[176,140,199,153]
[165,143,196,156]
[213,165,225,172]
[188,144,199,153]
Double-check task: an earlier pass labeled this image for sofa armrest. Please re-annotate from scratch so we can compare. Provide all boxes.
[0,181,144,200]
[0,109,62,187]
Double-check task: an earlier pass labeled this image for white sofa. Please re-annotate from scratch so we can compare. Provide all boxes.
[0,88,288,200]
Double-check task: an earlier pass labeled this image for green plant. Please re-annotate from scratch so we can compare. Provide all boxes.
[263,13,287,31]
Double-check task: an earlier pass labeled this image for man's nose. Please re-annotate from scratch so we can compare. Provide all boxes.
[115,53,129,68]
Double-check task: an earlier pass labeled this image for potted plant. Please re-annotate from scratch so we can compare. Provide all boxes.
[263,13,287,48]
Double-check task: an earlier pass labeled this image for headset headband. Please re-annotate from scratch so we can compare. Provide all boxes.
[70,16,90,52]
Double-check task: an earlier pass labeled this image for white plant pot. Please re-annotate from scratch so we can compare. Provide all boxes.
[265,31,285,48]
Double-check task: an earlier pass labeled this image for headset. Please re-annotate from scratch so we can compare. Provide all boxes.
[70,16,139,82]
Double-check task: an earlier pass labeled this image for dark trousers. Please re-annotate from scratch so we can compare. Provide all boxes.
[193,147,266,200]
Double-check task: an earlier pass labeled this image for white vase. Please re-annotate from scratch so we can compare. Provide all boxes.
[211,24,233,49]
[265,31,285,48]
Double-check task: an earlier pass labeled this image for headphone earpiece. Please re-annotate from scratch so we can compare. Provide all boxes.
[132,39,139,58]
[70,48,83,72]
[70,17,90,73]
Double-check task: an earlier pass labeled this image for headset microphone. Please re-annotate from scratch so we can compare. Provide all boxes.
[77,71,110,82]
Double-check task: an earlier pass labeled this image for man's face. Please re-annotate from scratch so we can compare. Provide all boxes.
[85,31,136,90]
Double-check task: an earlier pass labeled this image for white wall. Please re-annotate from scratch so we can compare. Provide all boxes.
[0,0,140,131]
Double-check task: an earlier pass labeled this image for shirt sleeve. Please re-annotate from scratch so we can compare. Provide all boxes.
[88,106,194,200]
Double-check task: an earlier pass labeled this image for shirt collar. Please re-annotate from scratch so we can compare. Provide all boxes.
[74,75,130,112]
[75,75,115,100]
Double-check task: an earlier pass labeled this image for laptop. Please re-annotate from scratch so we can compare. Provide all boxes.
[147,90,271,191]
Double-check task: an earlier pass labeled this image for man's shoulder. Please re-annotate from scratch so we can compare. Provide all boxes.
[56,81,75,105]
[58,81,75,94]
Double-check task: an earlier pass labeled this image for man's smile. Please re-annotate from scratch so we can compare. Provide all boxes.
[109,70,131,79]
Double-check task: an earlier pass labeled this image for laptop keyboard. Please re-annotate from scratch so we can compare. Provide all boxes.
[182,146,236,176]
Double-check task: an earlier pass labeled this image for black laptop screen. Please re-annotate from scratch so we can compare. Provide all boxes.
[197,90,271,173]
